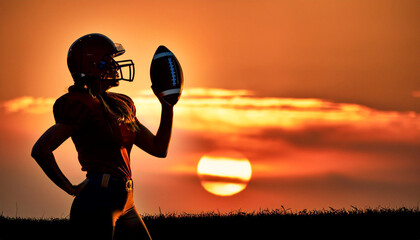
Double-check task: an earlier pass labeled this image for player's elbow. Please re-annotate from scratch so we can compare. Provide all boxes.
[31,142,49,162]
[31,143,41,159]
[154,150,168,158]
[151,139,169,158]
[153,144,168,158]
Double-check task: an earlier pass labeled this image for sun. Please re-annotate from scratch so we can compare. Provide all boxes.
[197,150,252,196]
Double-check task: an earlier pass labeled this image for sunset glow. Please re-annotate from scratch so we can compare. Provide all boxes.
[0,0,419,218]
[197,152,252,196]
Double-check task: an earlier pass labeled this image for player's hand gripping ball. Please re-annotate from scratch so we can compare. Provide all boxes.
[150,45,183,106]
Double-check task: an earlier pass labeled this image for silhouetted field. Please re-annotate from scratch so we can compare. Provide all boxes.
[1,207,419,239]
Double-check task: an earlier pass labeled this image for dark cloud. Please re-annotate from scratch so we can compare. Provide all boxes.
[246,125,420,156]
[172,129,222,153]
[172,128,290,162]
[199,175,248,184]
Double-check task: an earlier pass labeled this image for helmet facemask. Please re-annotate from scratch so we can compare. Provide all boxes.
[99,55,135,82]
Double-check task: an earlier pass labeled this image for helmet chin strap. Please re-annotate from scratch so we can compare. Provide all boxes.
[109,80,120,87]
[99,75,120,86]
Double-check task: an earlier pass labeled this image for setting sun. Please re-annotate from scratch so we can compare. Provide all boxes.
[197,151,252,197]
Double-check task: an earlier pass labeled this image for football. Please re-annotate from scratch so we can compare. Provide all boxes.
[150,45,183,105]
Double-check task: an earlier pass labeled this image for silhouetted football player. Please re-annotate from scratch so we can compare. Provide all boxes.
[32,33,176,240]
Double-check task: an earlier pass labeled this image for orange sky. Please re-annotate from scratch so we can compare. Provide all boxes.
[0,0,419,218]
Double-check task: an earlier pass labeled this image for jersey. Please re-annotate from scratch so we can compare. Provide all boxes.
[53,90,137,180]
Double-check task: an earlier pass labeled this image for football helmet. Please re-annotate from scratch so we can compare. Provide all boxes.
[67,33,135,82]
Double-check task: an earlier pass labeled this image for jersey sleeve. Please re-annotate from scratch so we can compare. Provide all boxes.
[53,95,90,131]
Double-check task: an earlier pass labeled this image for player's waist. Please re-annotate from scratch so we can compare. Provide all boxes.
[86,172,133,192]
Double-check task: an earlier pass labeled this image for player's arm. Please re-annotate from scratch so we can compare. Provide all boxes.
[31,123,83,196]
[134,90,174,158]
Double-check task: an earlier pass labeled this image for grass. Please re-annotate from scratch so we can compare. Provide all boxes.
[1,207,419,239]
